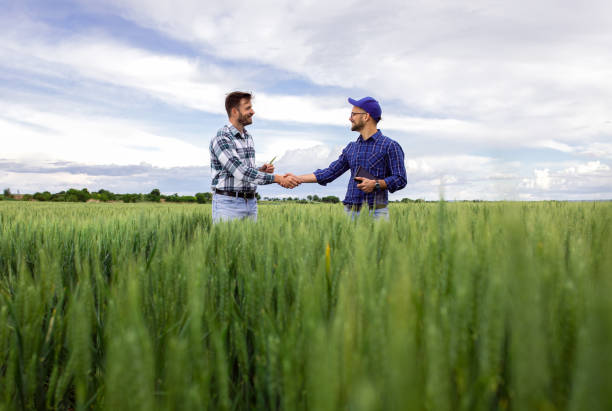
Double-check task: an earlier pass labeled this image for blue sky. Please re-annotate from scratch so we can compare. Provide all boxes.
[1,0,611,200]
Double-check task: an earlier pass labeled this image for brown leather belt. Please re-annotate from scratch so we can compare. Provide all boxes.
[215,189,256,199]
[345,203,387,212]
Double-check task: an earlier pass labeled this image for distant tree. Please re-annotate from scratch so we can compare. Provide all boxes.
[95,189,114,202]
[164,193,180,203]
[256,193,261,201]
[51,192,66,202]
[321,195,340,204]
[195,192,212,204]
[80,188,91,201]
[147,188,161,202]
[33,191,52,201]
[3,188,11,198]
[121,193,141,203]
[66,188,91,202]
[311,194,321,202]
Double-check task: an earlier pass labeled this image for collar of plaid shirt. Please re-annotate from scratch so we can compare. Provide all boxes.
[357,130,381,142]
[228,123,249,139]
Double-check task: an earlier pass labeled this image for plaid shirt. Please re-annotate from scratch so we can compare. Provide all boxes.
[314,130,407,206]
[210,124,274,192]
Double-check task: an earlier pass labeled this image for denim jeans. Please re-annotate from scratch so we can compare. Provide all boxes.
[344,205,389,220]
[212,193,258,223]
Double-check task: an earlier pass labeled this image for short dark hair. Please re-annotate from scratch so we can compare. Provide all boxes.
[225,91,252,117]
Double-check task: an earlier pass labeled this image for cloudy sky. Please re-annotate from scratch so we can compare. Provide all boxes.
[1,0,611,200]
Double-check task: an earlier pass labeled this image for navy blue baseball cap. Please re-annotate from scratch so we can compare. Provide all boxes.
[348,96,381,121]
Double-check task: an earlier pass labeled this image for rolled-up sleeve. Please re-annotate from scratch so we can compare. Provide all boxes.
[383,142,407,192]
[211,134,274,185]
[313,145,350,185]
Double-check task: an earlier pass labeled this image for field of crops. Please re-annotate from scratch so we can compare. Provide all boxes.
[0,201,610,410]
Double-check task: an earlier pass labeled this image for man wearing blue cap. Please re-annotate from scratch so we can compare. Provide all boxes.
[295,96,407,219]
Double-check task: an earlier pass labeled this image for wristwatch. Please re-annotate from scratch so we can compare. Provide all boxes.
[374,180,381,191]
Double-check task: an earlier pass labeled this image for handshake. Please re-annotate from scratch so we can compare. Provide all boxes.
[259,163,301,189]
[277,173,301,189]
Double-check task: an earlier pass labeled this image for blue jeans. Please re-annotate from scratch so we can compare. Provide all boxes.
[344,205,389,220]
[212,193,258,223]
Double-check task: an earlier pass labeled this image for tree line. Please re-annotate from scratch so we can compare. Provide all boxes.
[1,188,435,204]
[1,188,212,204]
[0,188,345,204]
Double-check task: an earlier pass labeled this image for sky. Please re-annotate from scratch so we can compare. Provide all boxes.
[1,0,611,201]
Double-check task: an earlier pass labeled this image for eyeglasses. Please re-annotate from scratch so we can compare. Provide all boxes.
[350,111,368,118]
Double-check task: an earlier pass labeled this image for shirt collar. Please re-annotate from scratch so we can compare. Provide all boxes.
[357,129,381,142]
[227,123,249,139]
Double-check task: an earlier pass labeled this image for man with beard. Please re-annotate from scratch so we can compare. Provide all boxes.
[210,91,300,222]
[295,96,407,219]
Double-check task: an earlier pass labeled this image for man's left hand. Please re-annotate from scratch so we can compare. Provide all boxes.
[355,177,376,193]
[260,163,275,173]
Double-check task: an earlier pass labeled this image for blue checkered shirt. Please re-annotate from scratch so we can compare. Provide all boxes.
[314,130,407,206]
[210,124,274,192]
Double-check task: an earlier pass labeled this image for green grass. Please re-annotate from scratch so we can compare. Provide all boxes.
[0,201,611,410]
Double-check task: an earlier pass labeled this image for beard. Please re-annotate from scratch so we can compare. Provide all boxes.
[351,121,364,132]
[238,111,253,126]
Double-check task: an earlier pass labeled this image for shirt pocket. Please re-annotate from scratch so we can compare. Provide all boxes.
[367,152,386,172]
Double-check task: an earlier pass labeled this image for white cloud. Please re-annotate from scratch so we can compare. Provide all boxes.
[520,161,612,197]
[0,160,212,195]
[535,169,552,190]
[0,103,209,167]
[0,31,230,114]
[0,27,514,142]
[401,154,523,200]
[561,161,610,176]
[97,0,612,146]
[579,142,612,159]
[0,171,93,194]
[273,145,344,175]
[531,140,575,153]
[405,155,497,180]
[252,131,329,167]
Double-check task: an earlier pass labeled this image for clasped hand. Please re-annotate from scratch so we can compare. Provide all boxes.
[279,173,300,189]
[261,163,300,189]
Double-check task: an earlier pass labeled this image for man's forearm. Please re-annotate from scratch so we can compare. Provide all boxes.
[297,173,317,183]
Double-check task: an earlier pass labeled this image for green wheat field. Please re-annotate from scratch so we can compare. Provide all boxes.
[1,201,611,410]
